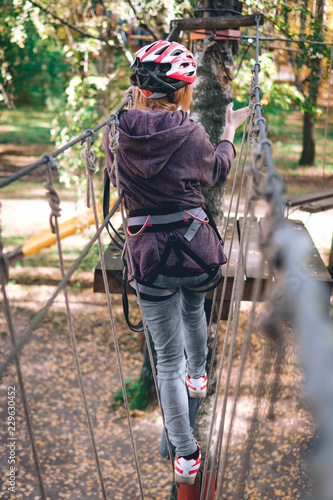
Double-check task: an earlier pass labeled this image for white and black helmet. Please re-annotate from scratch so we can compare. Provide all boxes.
[130,40,197,99]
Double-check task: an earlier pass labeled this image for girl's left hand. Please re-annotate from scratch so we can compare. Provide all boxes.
[124,86,138,98]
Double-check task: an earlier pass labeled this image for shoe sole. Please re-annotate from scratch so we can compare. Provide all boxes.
[188,389,207,398]
[174,473,197,485]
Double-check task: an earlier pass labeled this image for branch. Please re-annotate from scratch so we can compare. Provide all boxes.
[125,0,159,40]
[29,0,108,43]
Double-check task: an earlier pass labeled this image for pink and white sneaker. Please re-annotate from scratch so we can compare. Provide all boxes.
[186,372,207,398]
[174,445,201,485]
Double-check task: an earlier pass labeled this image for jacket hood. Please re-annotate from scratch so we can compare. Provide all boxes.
[118,109,198,179]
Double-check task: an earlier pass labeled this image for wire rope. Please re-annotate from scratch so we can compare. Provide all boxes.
[43,159,109,500]
[0,195,123,380]
[0,244,48,499]
[216,258,265,497]
[200,134,253,500]
[82,137,146,499]
[0,96,133,190]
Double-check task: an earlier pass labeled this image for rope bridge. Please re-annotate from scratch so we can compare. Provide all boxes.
[1,16,333,500]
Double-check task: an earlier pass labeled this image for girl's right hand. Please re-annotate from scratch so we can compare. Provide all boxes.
[225,102,251,130]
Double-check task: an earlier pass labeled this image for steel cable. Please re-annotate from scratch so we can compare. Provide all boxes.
[108,115,175,478]
[82,131,146,499]
[43,160,109,499]
[0,194,124,380]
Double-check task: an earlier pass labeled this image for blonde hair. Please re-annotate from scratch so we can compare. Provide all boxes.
[134,85,193,112]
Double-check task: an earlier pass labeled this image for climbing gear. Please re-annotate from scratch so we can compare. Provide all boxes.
[174,444,201,485]
[127,206,208,240]
[126,204,223,286]
[120,204,223,331]
[130,40,197,99]
[186,372,207,398]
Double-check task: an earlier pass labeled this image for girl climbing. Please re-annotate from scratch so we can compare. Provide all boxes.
[103,39,250,485]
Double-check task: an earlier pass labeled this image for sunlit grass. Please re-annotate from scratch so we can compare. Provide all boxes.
[0,108,53,145]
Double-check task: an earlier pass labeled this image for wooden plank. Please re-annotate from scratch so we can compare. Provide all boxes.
[291,220,333,284]
[285,188,333,208]
[238,217,270,281]
[169,14,264,33]
[299,196,333,213]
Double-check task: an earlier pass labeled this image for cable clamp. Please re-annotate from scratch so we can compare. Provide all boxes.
[81,129,95,147]
[41,154,59,175]
[108,113,119,129]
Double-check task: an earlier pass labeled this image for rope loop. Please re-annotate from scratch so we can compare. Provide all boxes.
[42,158,61,234]
[81,149,97,176]
[41,154,59,176]
[127,93,134,109]
[81,131,98,207]
[43,179,61,234]
[246,166,266,201]
[81,129,95,148]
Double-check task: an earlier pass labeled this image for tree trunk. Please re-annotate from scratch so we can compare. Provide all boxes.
[188,0,238,488]
[299,111,315,166]
[191,16,233,230]
[298,0,325,166]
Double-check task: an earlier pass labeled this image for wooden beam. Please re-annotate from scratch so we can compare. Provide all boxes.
[169,14,263,33]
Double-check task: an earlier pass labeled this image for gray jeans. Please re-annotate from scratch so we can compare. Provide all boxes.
[140,273,209,457]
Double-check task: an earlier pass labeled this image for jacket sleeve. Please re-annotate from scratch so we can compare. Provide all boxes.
[102,126,117,187]
[200,131,236,189]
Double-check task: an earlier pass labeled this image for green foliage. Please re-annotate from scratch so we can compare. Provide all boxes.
[110,374,154,411]
[244,0,329,118]
[50,53,132,190]
[0,4,69,110]
[233,52,304,129]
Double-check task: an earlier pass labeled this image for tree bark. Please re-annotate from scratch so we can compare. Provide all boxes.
[188,0,238,486]
[298,0,325,166]
[299,111,315,166]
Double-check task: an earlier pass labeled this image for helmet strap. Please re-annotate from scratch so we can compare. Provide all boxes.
[166,93,174,103]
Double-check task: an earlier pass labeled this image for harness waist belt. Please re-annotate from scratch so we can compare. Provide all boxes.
[127,207,208,242]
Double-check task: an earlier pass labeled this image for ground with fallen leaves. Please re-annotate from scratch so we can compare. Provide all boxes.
[0,279,316,499]
[0,186,329,499]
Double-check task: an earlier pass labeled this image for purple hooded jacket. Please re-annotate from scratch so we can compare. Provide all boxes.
[103,108,236,282]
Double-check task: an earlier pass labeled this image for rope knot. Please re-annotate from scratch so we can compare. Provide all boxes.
[43,181,61,234]
[81,149,97,176]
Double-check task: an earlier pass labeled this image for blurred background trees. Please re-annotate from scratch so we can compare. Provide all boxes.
[0,0,332,182]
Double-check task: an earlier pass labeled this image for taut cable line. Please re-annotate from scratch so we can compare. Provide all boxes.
[0,194,124,380]
[0,96,133,190]
[108,110,175,475]
[199,116,252,500]
[82,126,146,498]
[0,211,48,499]
[43,156,109,499]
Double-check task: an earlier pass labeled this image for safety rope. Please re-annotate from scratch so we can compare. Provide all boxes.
[0,210,48,500]
[81,126,146,499]
[108,110,175,475]
[199,76,257,500]
[43,156,109,499]
[199,116,252,499]
[0,96,133,190]
[0,195,123,379]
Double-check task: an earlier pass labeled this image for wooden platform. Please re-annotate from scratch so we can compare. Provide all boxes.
[285,188,333,213]
[93,218,333,310]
